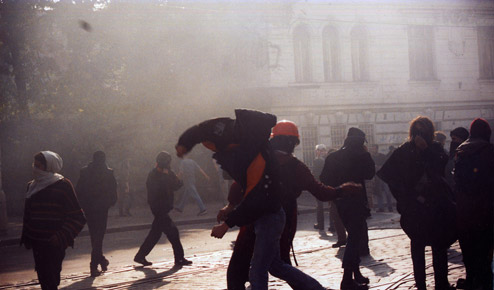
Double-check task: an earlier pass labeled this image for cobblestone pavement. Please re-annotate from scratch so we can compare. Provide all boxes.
[2,228,466,290]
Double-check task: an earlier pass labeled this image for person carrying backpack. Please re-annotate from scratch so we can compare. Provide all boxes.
[218,120,360,290]
[453,118,494,290]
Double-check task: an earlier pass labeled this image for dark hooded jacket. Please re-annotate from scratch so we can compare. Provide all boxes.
[454,138,494,233]
[320,133,375,220]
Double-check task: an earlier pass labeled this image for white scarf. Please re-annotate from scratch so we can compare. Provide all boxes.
[26,151,64,199]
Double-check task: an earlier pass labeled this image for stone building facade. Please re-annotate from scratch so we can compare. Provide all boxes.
[259,0,494,166]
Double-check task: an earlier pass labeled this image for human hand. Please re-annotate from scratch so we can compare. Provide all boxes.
[211,223,229,239]
[414,135,428,151]
[340,182,362,196]
[175,145,188,158]
[217,204,234,223]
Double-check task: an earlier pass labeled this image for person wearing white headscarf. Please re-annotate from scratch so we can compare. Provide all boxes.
[21,151,86,290]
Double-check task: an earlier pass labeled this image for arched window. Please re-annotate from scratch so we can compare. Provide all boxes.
[322,26,340,81]
[293,25,312,82]
[351,26,369,81]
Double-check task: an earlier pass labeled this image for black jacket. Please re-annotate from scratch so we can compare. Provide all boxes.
[320,140,375,220]
[177,109,280,227]
[76,162,117,212]
[454,138,494,232]
[146,168,183,216]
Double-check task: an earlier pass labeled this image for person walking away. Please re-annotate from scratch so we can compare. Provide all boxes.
[176,109,330,290]
[117,158,132,217]
[218,120,361,290]
[76,151,117,276]
[370,146,390,212]
[453,118,493,290]
[134,151,192,267]
[313,144,327,230]
[377,116,456,290]
[175,156,209,216]
[445,127,469,188]
[21,151,86,290]
[320,128,375,290]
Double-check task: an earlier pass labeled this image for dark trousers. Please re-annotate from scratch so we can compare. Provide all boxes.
[330,202,347,242]
[410,239,449,290]
[459,228,493,290]
[340,214,367,269]
[315,199,324,229]
[85,210,109,265]
[33,244,65,290]
[136,213,184,261]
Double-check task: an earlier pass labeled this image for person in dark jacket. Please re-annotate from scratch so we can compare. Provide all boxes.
[444,127,469,188]
[377,116,454,290]
[76,151,117,276]
[313,143,328,230]
[176,110,329,290]
[21,151,86,290]
[320,127,375,290]
[134,151,192,267]
[453,118,493,290]
[219,120,360,290]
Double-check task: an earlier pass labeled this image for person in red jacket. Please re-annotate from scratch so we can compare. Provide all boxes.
[176,110,331,290]
[217,120,361,290]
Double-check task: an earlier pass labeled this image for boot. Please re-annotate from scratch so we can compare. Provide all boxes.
[90,263,101,277]
[100,258,109,272]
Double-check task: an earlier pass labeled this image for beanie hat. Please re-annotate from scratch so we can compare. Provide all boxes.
[470,118,491,142]
[450,127,469,142]
[347,127,367,141]
[156,151,172,168]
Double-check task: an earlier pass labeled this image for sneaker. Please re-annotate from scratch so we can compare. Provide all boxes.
[175,258,193,266]
[197,209,207,216]
[90,268,101,277]
[100,258,109,272]
[134,256,152,266]
[332,241,347,248]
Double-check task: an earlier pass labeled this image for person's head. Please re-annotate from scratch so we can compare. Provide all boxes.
[315,144,327,158]
[156,151,172,169]
[93,150,106,164]
[434,131,447,147]
[270,120,300,154]
[450,127,469,144]
[409,116,435,145]
[33,151,63,173]
[344,127,366,148]
[470,118,491,142]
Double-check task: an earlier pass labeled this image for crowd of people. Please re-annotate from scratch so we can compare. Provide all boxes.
[20,109,493,290]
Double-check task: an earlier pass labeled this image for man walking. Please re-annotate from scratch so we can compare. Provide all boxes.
[320,128,375,290]
[175,156,209,216]
[76,151,117,277]
[134,151,192,267]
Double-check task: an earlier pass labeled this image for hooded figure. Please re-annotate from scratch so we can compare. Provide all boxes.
[444,127,469,187]
[76,150,117,276]
[21,151,86,290]
[320,127,375,290]
[453,118,493,290]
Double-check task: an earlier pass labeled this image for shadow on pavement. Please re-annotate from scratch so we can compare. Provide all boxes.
[60,276,96,289]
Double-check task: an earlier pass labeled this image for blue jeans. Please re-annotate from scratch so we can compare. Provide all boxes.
[249,208,324,290]
[176,183,206,212]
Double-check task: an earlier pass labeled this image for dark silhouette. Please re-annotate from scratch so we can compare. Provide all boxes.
[453,118,493,290]
[313,143,327,231]
[320,127,375,290]
[377,116,456,290]
[76,151,117,277]
[21,151,86,290]
[134,151,192,267]
[445,127,469,188]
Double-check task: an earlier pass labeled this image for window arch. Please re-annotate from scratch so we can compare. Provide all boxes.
[322,26,341,81]
[293,25,312,82]
[351,26,369,81]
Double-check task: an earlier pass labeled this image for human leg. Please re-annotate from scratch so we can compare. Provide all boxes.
[135,216,163,260]
[33,244,65,290]
[161,214,188,264]
[330,202,347,246]
[431,245,450,289]
[227,226,255,290]
[410,239,427,290]
[314,199,325,230]
[187,184,206,212]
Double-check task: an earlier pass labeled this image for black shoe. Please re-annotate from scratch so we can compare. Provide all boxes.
[90,264,101,277]
[100,258,109,272]
[354,275,369,285]
[175,258,192,266]
[340,279,368,290]
[134,256,152,266]
[314,224,323,230]
[332,241,347,248]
